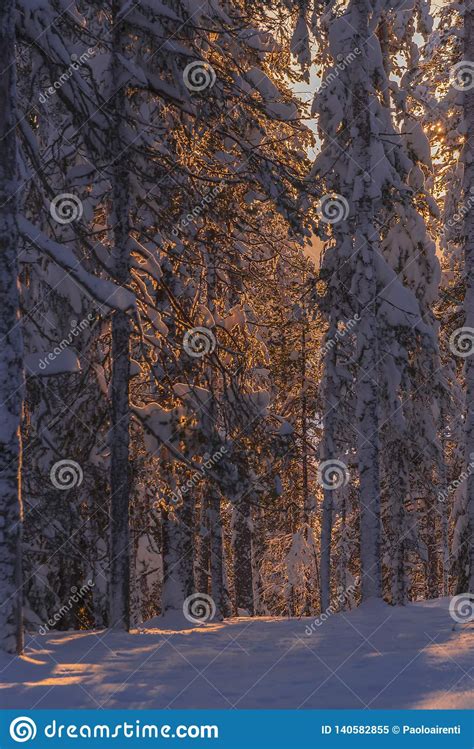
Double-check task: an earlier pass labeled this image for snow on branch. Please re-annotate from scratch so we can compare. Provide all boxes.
[19,216,136,313]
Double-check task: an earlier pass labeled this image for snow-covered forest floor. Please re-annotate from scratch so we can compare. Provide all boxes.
[1,598,472,710]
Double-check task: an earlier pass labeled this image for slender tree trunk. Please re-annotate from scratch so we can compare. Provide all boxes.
[464,1,474,594]
[392,516,406,605]
[438,412,450,596]
[319,336,338,612]
[197,493,211,594]
[390,446,408,605]
[353,0,382,600]
[300,311,314,615]
[425,497,439,599]
[0,0,23,655]
[109,0,130,629]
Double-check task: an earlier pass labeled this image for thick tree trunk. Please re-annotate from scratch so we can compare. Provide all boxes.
[161,503,195,614]
[0,0,24,655]
[353,0,382,600]
[252,505,266,615]
[196,487,230,618]
[464,1,474,594]
[109,0,130,629]
[232,498,254,615]
[319,488,333,612]
[209,487,231,619]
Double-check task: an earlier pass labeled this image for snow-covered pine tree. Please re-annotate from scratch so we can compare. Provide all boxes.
[312,0,442,604]
[375,2,443,603]
[417,0,474,594]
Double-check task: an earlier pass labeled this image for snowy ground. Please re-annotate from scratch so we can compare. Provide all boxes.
[1,598,472,710]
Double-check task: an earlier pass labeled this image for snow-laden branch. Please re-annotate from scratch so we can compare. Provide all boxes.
[18,216,136,313]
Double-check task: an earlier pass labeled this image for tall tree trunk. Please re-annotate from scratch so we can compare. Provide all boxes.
[319,334,337,612]
[197,493,211,594]
[161,502,195,614]
[252,505,266,615]
[232,498,254,614]
[464,1,474,594]
[201,250,231,618]
[0,0,23,655]
[352,0,382,600]
[300,310,315,615]
[390,446,408,605]
[209,486,230,618]
[109,0,130,630]
[425,497,439,599]
[438,410,450,596]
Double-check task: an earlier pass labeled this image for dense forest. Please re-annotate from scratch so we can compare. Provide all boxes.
[0,0,473,664]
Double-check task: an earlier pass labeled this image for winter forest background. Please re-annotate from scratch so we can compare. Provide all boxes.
[0,0,474,711]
